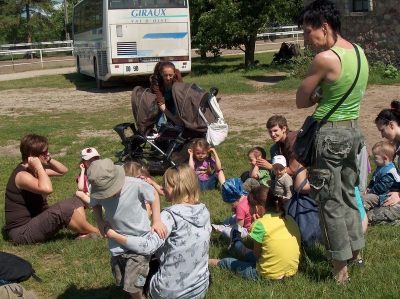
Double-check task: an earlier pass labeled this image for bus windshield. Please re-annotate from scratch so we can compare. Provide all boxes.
[108,0,187,9]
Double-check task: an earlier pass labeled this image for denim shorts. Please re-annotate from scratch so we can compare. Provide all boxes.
[218,251,259,280]
[308,123,365,261]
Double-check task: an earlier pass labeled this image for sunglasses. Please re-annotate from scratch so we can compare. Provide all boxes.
[40,148,49,155]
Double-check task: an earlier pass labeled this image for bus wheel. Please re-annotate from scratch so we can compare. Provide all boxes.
[94,59,104,89]
[76,57,82,74]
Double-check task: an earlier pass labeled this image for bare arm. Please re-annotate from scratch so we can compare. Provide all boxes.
[296,52,332,109]
[93,205,107,237]
[187,149,195,170]
[77,164,86,191]
[249,165,259,179]
[15,157,53,195]
[287,157,300,177]
[253,241,262,260]
[43,155,68,177]
[209,148,223,171]
[150,191,167,239]
[144,177,164,196]
[256,158,273,171]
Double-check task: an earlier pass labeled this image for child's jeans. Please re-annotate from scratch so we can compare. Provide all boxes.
[218,251,259,280]
[198,174,218,191]
[221,215,249,239]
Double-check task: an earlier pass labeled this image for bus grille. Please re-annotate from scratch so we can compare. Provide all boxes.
[117,42,137,55]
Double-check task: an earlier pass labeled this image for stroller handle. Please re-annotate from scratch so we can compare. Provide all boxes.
[210,87,218,97]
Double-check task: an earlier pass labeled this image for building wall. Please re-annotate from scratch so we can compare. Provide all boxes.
[303,0,400,66]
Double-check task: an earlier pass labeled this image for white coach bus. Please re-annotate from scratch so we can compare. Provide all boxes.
[71,0,191,88]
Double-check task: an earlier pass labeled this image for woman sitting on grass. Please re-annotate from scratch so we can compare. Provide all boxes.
[209,186,301,280]
[4,134,100,244]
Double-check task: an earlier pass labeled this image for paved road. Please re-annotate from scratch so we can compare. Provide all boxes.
[0,67,76,82]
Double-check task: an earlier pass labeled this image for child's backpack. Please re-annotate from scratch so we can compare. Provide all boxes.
[131,86,159,135]
[0,251,42,284]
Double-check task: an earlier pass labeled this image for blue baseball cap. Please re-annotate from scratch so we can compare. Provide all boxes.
[222,178,247,203]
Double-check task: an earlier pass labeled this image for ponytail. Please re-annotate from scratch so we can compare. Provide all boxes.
[375,100,400,125]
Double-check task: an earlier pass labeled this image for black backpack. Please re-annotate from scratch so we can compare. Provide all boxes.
[0,251,42,284]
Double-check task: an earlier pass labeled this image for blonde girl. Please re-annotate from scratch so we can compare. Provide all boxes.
[105,164,212,299]
[209,186,301,280]
[188,138,225,190]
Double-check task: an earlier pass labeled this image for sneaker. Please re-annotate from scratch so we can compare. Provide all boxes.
[228,225,242,250]
[211,224,226,232]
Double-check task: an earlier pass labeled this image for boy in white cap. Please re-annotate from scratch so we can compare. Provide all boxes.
[75,147,100,206]
[87,158,166,299]
[271,155,293,201]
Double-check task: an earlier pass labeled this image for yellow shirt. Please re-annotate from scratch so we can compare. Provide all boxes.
[250,212,301,279]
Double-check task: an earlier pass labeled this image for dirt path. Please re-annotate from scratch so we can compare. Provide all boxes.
[1,84,399,155]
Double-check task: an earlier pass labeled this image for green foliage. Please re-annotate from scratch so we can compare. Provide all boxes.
[383,64,398,79]
[191,0,303,65]
[368,62,400,85]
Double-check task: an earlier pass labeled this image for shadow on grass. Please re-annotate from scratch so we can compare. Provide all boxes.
[62,73,149,93]
[58,284,129,299]
[244,75,287,84]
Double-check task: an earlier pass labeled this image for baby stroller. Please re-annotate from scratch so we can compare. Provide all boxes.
[114,82,221,174]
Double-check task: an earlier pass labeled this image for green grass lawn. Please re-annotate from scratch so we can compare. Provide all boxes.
[1,53,400,298]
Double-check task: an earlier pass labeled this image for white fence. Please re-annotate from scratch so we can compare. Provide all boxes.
[0,40,73,70]
[257,25,303,43]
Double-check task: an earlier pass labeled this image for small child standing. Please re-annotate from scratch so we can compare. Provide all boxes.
[75,147,100,206]
[212,178,252,240]
[87,158,166,299]
[362,141,400,210]
[104,164,211,299]
[209,186,301,280]
[122,161,164,218]
[242,147,271,193]
[188,139,226,190]
[271,155,293,201]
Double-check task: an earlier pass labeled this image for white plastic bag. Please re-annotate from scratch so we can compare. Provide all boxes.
[206,118,228,147]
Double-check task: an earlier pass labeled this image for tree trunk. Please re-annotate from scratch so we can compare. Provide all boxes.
[200,47,207,60]
[244,32,257,67]
[26,3,33,59]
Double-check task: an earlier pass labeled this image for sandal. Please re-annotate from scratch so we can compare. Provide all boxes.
[347,258,364,267]
[75,232,102,240]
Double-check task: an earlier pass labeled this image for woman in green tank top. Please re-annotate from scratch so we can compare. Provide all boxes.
[295,0,369,284]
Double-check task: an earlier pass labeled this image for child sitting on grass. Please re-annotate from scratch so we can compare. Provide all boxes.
[362,141,400,210]
[122,161,164,218]
[242,146,271,193]
[212,178,252,241]
[87,158,166,299]
[209,186,301,280]
[75,147,100,206]
[188,138,225,190]
[271,155,293,201]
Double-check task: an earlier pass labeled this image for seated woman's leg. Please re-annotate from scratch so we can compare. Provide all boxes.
[7,197,97,244]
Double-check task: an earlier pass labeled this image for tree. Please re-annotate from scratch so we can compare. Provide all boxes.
[192,0,303,66]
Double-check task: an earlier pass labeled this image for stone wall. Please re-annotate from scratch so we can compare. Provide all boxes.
[303,0,400,66]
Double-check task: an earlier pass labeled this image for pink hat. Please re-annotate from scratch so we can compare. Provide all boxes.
[272,155,287,167]
[81,147,100,160]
